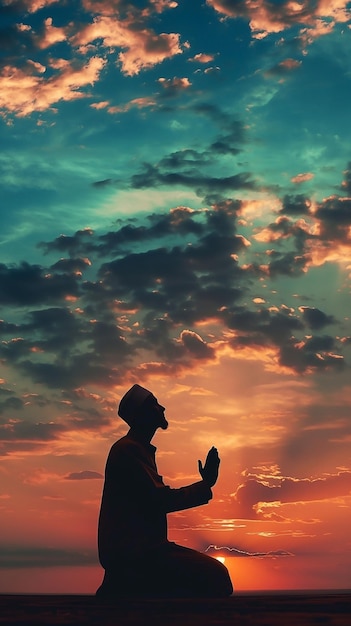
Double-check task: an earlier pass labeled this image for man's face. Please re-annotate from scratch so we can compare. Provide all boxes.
[144,394,168,430]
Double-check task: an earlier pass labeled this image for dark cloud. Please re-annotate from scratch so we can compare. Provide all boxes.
[233,471,351,517]
[279,336,344,373]
[0,338,34,362]
[299,307,335,330]
[180,330,214,360]
[261,215,312,252]
[265,250,311,277]
[315,196,351,241]
[65,470,103,480]
[89,320,132,360]
[158,149,211,169]
[0,320,20,335]
[0,418,65,443]
[112,109,254,200]
[0,262,80,305]
[280,194,311,215]
[191,103,245,135]
[227,307,303,345]
[131,163,258,198]
[38,229,94,257]
[226,307,344,373]
[0,308,88,364]
[39,210,206,258]
[0,196,348,413]
[341,162,351,194]
[92,178,113,188]
[0,546,98,568]
[18,356,123,390]
[50,257,92,274]
[209,131,243,157]
[0,395,24,415]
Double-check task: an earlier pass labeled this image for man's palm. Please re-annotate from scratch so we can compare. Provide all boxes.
[198,446,220,487]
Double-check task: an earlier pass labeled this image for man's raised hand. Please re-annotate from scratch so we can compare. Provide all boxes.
[198,446,220,487]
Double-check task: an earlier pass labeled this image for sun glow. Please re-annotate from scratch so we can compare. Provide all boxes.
[215,556,226,564]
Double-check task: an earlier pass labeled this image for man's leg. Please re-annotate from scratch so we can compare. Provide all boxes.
[149,543,233,598]
[96,543,233,599]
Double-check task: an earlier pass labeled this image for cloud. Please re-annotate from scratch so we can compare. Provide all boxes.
[299,306,335,329]
[107,96,157,114]
[205,544,293,558]
[0,56,106,117]
[0,417,67,458]
[179,330,214,360]
[206,0,350,41]
[264,58,302,80]
[233,470,351,516]
[0,262,80,305]
[341,162,351,194]
[72,15,183,76]
[102,108,262,201]
[38,228,94,257]
[0,546,98,568]
[130,165,259,200]
[315,196,351,239]
[0,189,347,427]
[252,182,351,272]
[34,17,66,49]
[189,53,215,64]
[225,304,344,373]
[291,172,315,184]
[0,0,182,118]
[279,194,311,215]
[65,470,103,480]
[158,76,192,97]
[0,396,24,415]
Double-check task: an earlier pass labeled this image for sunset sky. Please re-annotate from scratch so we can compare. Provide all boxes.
[1,0,351,594]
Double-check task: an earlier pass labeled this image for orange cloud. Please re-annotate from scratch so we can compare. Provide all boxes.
[81,0,178,17]
[189,53,215,63]
[72,16,183,76]
[107,97,157,114]
[22,0,59,12]
[291,172,315,184]
[207,0,350,40]
[158,76,192,91]
[35,17,67,49]
[0,56,105,117]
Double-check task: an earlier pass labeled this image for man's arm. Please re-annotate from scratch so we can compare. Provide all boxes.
[107,441,219,514]
[157,447,220,513]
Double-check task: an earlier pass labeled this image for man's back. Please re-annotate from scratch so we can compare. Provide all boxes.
[98,434,168,568]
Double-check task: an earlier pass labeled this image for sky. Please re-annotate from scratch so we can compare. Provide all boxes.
[1,0,351,594]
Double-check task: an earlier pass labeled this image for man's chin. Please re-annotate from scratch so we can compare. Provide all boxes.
[160,418,168,430]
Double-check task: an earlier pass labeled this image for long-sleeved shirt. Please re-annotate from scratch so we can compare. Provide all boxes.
[98,434,212,569]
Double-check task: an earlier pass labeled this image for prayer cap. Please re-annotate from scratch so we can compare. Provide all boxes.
[118,384,152,426]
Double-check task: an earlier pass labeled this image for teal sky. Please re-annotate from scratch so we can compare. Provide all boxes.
[1,0,351,593]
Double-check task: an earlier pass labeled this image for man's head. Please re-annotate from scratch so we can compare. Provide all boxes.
[118,384,168,430]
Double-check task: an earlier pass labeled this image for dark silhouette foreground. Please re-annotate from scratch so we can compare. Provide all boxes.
[97,384,233,599]
[3,593,351,626]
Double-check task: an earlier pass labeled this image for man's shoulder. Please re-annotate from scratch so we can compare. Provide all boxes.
[109,435,151,458]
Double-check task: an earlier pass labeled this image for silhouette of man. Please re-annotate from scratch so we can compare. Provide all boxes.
[96,384,233,598]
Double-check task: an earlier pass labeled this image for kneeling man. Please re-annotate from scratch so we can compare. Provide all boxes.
[96,384,233,598]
